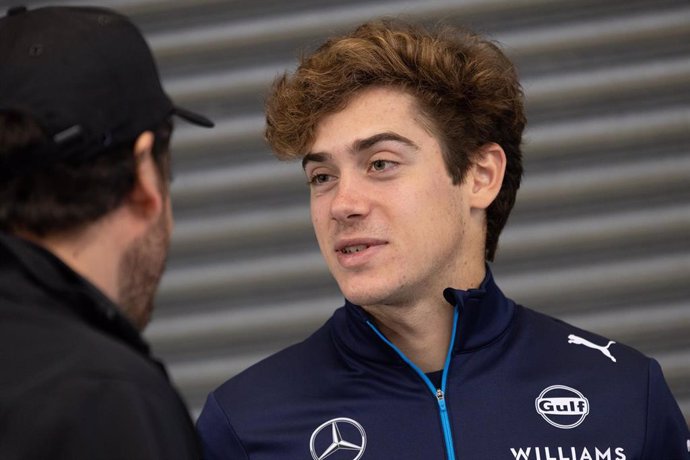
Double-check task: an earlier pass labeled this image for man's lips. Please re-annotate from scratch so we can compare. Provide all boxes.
[334,239,387,254]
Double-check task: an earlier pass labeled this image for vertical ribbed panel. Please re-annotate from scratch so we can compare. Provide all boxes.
[11,0,688,421]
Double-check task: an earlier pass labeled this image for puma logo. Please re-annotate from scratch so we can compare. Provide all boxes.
[567,334,617,363]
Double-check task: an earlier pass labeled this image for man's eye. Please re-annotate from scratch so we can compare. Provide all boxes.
[309,174,332,185]
[370,159,395,172]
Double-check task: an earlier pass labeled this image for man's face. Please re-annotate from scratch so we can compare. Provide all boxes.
[117,195,172,330]
[304,86,481,309]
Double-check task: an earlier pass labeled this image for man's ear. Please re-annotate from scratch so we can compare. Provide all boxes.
[127,131,162,221]
[467,142,506,210]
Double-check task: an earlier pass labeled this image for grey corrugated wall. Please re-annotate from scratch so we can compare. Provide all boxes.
[8,0,689,422]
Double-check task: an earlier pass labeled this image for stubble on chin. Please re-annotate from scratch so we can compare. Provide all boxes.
[117,213,170,331]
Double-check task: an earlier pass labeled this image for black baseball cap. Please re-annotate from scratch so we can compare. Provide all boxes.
[0,5,213,173]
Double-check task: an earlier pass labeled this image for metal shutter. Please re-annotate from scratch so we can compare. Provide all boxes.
[12,0,689,422]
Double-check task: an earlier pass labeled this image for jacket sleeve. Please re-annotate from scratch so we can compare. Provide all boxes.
[196,392,249,460]
[641,359,690,459]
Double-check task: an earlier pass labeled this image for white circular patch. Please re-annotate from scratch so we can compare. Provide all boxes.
[686,439,689,453]
[535,385,590,429]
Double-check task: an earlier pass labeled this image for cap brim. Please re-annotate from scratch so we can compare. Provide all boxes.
[173,106,214,128]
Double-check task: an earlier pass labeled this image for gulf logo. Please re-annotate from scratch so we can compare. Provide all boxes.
[535,385,590,429]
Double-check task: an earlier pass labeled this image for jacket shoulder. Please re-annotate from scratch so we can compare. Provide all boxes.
[0,307,199,459]
[514,305,651,368]
[211,318,335,403]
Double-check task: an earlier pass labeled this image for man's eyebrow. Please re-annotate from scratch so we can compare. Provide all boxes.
[302,132,418,169]
[302,152,330,170]
[354,132,419,152]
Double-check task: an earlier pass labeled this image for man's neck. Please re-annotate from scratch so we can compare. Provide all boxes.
[362,266,486,374]
[364,298,455,373]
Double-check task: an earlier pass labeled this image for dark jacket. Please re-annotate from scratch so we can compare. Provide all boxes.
[197,269,689,459]
[0,232,201,460]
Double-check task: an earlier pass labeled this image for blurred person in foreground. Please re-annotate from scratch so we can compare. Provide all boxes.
[196,19,689,460]
[0,5,213,459]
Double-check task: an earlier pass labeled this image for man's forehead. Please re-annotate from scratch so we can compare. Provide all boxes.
[307,88,429,150]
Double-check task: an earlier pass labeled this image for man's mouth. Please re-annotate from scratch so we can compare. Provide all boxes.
[340,244,369,254]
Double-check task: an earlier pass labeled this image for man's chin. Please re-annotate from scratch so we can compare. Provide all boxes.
[116,213,169,332]
[340,284,397,308]
[132,300,155,331]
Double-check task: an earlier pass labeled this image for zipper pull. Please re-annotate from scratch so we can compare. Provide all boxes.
[436,388,448,414]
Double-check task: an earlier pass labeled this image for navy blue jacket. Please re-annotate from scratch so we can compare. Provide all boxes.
[197,270,689,459]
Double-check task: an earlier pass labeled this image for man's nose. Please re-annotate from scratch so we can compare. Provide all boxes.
[330,173,369,222]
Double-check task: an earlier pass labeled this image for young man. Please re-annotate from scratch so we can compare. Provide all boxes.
[197,20,689,459]
[0,6,213,459]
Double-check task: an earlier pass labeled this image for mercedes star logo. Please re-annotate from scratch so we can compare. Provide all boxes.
[309,417,367,460]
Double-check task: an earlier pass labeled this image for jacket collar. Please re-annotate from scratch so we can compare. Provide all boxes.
[442,267,515,353]
[333,266,515,365]
[0,232,151,356]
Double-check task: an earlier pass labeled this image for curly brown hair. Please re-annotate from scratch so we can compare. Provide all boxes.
[265,19,525,261]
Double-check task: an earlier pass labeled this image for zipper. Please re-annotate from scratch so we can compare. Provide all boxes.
[436,389,454,459]
[367,306,460,460]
